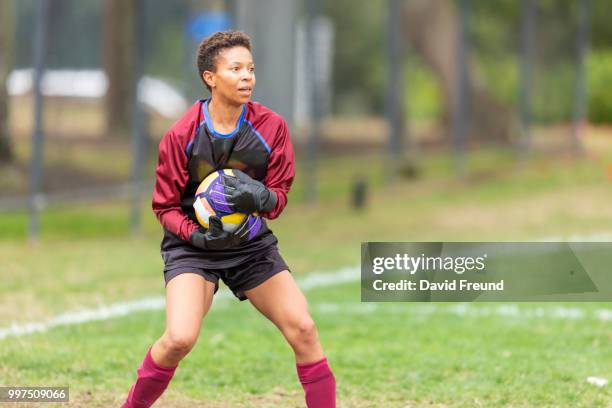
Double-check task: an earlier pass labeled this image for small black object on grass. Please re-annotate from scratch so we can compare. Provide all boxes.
[351,176,367,211]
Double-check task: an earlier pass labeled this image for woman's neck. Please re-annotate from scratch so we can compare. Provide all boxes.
[208,98,243,133]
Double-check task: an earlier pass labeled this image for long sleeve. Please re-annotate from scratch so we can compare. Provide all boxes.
[261,120,295,220]
[152,131,200,241]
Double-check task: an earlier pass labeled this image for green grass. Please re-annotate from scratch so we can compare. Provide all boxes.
[0,284,610,407]
[2,138,612,406]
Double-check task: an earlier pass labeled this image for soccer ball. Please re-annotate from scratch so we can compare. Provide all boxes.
[193,169,256,233]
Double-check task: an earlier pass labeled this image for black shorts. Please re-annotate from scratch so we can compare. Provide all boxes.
[163,245,289,301]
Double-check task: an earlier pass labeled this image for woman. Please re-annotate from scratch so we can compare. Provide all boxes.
[121,31,336,408]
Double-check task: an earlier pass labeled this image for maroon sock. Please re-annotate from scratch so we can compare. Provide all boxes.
[122,348,177,408]
[296,357,336,408]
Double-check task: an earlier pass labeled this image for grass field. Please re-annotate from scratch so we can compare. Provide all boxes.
[1,132,612,407]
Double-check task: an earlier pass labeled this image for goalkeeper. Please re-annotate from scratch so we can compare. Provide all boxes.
[120,30,336,408]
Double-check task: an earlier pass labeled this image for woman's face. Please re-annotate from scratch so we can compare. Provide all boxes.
[203,46,256,105]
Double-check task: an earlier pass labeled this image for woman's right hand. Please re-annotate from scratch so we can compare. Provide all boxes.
[189,216,247,250]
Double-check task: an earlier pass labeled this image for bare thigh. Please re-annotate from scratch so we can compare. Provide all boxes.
[245,271,324,363]
[151,273,216,366]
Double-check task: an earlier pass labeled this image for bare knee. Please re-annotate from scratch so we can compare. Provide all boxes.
[285,317,319,350]
[160,330,198,359]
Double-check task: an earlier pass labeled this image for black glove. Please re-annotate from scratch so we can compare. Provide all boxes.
[221,169,277,214]
[189,216,247,250]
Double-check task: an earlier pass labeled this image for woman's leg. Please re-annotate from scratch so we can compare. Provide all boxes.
[122,273,216,408]
[152,273,215,366]
[245,270,336,408]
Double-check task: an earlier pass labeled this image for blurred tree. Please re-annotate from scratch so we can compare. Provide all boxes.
[103,0,136,138]
[402,0,512,143]
[0,0,15,162]
[324,0,386,114]
[142,0,189,81]
[591,0,612,49]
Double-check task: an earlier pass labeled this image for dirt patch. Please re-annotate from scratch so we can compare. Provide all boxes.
[0,161,130,209]
[433,185,612,237]
[0,137,135,199]
[27,388,426,408]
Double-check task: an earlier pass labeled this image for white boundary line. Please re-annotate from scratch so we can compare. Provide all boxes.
[312,302,612,322]
[2,231,612,341]
[0,266,360,341]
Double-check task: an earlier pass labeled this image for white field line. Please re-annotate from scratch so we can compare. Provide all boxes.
[2,231,612,341]
[312,302,612,322]
[0,266,360,341]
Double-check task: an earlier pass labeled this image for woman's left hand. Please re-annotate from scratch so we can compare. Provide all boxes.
[222,170,277,214]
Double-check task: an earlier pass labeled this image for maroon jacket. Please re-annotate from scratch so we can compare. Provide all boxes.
[152,99,295,264]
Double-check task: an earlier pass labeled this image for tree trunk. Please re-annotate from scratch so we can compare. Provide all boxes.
[103,0,136,138]
[402,0,513,144]
[0,0,15,162]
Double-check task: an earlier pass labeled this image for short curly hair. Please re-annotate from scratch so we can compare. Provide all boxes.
[196,30,252,92]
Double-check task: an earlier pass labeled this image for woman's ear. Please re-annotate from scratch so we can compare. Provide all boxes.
[202,71,215,89]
